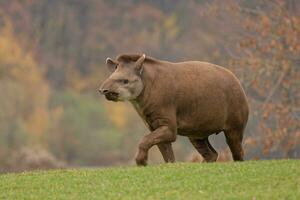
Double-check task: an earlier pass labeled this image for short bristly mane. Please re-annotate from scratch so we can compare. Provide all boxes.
[116,54,159,63]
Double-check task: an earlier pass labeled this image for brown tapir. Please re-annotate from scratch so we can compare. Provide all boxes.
[99,54,249,166]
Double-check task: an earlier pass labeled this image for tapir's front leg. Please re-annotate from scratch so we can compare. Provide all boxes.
[157,143,175,163]
[135,126,176,166]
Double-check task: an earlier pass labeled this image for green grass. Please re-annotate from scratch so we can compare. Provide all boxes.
[0,160,299,200]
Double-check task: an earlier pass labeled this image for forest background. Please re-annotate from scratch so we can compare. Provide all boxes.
[0,0,299,172]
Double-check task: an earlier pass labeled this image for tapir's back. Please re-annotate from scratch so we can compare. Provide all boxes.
[147,61,249,137]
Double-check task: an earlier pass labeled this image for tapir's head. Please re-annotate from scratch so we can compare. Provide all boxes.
[99,54,146,102]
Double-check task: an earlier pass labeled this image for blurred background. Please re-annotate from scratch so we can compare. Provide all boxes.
[0,0,299,173]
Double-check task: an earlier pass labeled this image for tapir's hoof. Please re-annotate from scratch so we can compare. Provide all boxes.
[135,150,148,166]
[136,158,147,166]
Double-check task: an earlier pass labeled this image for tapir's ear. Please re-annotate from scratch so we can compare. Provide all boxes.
[134,54,146,75]
[106,57,118,72]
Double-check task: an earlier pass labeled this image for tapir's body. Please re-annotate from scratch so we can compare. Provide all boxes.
[99,54,249,165]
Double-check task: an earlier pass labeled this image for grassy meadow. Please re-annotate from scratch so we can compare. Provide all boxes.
[0,160,299,200]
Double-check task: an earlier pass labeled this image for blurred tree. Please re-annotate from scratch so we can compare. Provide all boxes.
[47,91,124,165]
[0,18,49,147]
[205,0,300,158]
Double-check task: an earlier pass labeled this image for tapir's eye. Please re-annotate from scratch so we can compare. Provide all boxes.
[119,79,129,84]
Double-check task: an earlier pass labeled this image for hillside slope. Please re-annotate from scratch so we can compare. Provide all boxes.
[0,160,299,199]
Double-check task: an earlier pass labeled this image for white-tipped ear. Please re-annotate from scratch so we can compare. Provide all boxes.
[106,57,118,72]
[135,54,146,75]
[106,57,116,65]
[105,57,111,64]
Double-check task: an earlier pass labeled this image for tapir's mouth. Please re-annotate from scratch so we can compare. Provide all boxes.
[105,92,119,102]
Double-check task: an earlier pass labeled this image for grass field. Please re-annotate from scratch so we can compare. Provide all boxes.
[0,160,299,200]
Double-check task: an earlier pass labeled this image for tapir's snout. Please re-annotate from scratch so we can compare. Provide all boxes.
[98,79,110,95]
[98,82,119,101]
[98,88,109,95]
[98,88,119,101]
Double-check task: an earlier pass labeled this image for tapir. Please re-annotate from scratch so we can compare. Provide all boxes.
[99,54,249,166]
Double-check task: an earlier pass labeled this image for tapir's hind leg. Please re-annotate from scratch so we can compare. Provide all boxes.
[189,137,218,162]
[157,142,175,163]
[224,129,244,161]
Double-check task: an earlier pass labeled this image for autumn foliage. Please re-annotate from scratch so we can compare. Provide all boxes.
[0,0,299,172]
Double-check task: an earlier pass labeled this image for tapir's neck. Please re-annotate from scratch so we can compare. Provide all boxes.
[135,63,156,105]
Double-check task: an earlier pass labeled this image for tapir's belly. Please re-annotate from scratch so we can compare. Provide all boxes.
[175,99,227,138]
[176,118,225,138]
